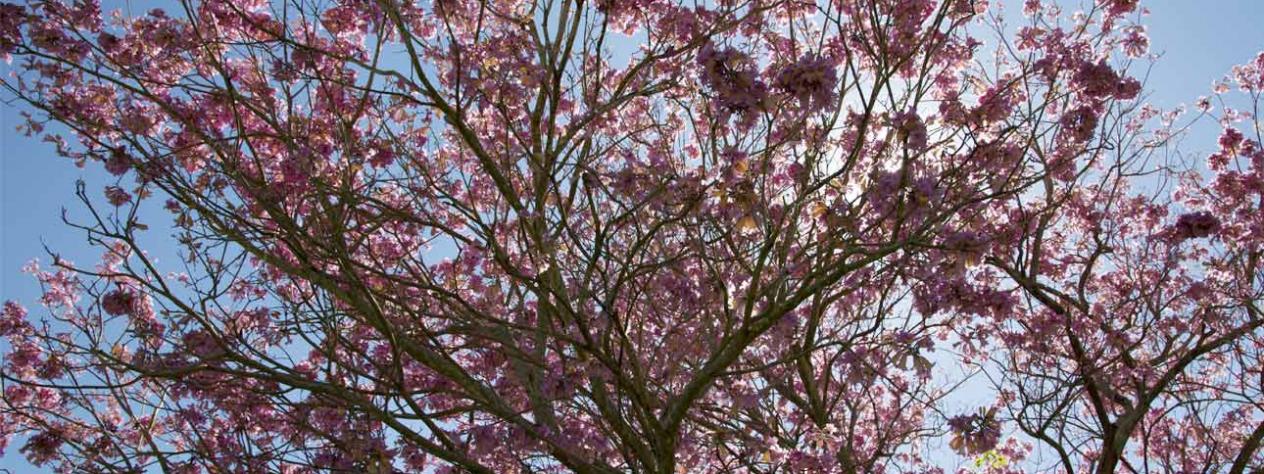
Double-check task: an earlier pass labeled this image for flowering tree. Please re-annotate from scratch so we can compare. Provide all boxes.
[0,0,1261,472]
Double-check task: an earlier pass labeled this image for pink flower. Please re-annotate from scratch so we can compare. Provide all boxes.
[1060,105,1100,143]
[0,300,30,337]
[1115,77,1142,100]
[1016,27,1044,51]
[103,148,131,176]
[20,429,65,467]
[1075,60,1127,99]
[891,109,928,152]
[773,54,837,112]
[1219,127,1245,153]
[104,186,132,206]
[1122,26,1149,58]
[0,3,25,56]
[697,42,767,125]
[948,409,1002,456]
[1196,96,1212,113]
[1099,0,1139,17]
[368,141,395,167]
[321,5,368,39]
[5,342,42,379]
[101,289,137,316]
[1022,0,1042,16]
[183,330,224,358]
[97,31,120,52]
[973,82,1017,124]
[1171,211,1220,241]
[1231,52,1264,92]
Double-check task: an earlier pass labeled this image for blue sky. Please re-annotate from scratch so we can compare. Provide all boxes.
[0,0,1261,471]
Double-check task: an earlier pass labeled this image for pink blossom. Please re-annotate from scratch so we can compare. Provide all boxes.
[697,42,767,125]
[947,408,1001,456]
[103,148,131,175]
[891,109,928,152]
[0,300,29,337]
[1074,60,1136,99]
[1171,211,1220,241]
[1122,25,1149,58]
[100,289,137,316]
[1100,0,1139,18]
[1230,51,1264,92]
[773,53,837,112]
[4,342,42,379]
[1060,105,1100,142]
[20,429,64,467]
[0,2,24,57]
[104,186,131,206]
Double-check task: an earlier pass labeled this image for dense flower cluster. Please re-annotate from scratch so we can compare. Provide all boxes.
[948,409,1002,456]
[1171,211,1221,241]
[696,42,767,126]
[772,53,838,112]
[1074,60,1142,100]
[891,109,929,152]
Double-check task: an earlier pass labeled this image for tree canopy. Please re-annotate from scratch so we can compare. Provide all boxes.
[0,0,1262,472]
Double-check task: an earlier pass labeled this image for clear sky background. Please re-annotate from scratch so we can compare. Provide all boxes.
[0,0,1261,471]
